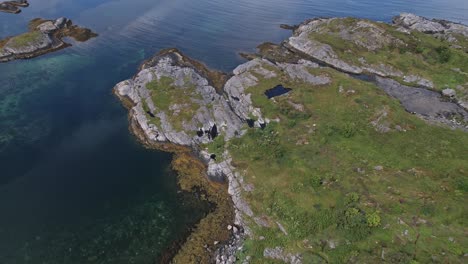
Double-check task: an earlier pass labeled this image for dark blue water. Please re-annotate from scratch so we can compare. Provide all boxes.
[265,85,292,99]
[0,0,466,263]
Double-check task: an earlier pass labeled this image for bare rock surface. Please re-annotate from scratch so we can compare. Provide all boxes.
[376,77,468,130]
[115,49,245,146]
[278,62,330,85]
[263,247,302,264]
[394,13,468,37]
[224,58,271,127]
[287,28,363,74]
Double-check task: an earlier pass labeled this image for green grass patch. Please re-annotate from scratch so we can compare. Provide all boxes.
[307,19,468,90]
[8,31,43,48]
[228,62,468,263]
[146,76,202,132]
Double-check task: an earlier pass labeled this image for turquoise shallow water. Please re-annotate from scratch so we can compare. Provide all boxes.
[0,0,467,263]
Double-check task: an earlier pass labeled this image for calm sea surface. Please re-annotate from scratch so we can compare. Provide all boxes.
[0,0,466,263]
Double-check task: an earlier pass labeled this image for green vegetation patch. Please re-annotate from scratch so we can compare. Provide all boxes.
[307,19,468,90]
[229,66,468,263]
[8,31,43,49]
[146,76,202,132]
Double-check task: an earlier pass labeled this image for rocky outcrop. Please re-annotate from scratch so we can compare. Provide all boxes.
[263,247,302,264]
[0,18,97,62]
[0,0,28,14]
[205,152,252,264]
[393,13,468,37]
[223,59,272,127]
[375,77,468,130]
[115,49,245,146]
[284,17,405,76]
[282,14,467,89]
[277,61,330,85]
[284,18,395,78]
[286,23,363,74]
[115,49,263,262]
[393,13,468,51]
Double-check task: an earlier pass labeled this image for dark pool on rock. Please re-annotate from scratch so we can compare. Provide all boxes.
[0,0,466,263]
[265,84,292,99]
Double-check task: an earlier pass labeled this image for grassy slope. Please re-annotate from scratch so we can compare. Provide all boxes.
[222,65,467,263]
[309,18,468,91]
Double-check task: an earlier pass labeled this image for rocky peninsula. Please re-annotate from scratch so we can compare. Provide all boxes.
[0,17,97,62]
[115,14,467,263]
[0,0,28,14]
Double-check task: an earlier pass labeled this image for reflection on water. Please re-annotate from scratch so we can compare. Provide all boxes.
[0,0,467,262]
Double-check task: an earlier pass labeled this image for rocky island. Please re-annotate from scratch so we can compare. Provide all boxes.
[115,14,467,263]
[0,17,97,62]
[0,0,28,14]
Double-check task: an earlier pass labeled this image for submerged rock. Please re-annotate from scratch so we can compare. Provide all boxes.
[0,18,97,62]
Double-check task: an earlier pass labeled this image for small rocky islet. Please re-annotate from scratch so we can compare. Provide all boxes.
[114,13,468,263]
[0,0,28,14]
[0,17,97,62]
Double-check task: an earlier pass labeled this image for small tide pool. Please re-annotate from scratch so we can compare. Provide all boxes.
[264,84,292,99]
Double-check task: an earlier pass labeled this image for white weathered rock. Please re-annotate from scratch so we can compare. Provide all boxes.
[114,51,245,146]
[278,63,330,85]
[287,32,363,74]
[374,165,384,171]
[393,13,446,33]
[264,247,302,264]
[37,21,58,33]
[442,88,456,98]
[285,17,406,77]
[54,17,68,28]
[393,13,468,43]
[403,75,434,89]
[225,59,271,127]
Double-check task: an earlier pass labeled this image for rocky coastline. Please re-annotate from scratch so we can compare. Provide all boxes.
[0,17,97,63]
[114,13,467,263]
[114,49,250,263]
[276,13,468,129]
[0,0,28,14]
